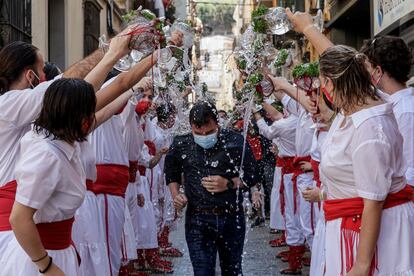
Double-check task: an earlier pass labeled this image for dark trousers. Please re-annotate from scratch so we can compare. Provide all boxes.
[185,211,246,276]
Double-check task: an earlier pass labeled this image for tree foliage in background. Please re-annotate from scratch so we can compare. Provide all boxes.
[196,0,237,35]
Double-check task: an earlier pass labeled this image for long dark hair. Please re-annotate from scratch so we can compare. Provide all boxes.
[34,78,96,143]
[0,41,39,95]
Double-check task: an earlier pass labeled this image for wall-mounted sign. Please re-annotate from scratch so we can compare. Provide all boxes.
[373,0,414,35]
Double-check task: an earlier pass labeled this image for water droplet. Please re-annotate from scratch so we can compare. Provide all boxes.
[181,154,187,159]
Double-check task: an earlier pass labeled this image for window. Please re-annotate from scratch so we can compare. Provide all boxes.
[84,0,101,56]
[0,0,32,47]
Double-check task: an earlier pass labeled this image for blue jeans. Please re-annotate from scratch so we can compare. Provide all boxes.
[185,211,246,276]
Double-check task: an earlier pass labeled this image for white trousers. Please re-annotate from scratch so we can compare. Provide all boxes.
[283,172,304,246]
[297,173,316,248]
[269,167,285,230]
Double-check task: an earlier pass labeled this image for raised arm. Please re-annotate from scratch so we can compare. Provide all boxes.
[268,75,317,114]
[95,51,158,112]
[286,8,334,55]
[84,31,131,91]
[63,49,104,79]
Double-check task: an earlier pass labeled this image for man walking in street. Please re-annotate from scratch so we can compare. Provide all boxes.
[165,101,260,276]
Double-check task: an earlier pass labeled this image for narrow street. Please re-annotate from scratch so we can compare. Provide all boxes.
[170,218,310,276]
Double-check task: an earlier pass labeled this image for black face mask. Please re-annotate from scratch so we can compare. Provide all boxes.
[322,92,335,111]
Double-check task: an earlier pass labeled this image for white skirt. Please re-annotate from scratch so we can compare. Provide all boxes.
[310,206,325,276]
[72,191,111,276]
[136,176,158,249]
[325,202,414,275]
[0,238,79,276]
[0,230,13,261]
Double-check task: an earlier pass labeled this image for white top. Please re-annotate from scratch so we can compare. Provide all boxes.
[310,130,328,162]
[120,102,140,162]
[282,95,314,157]
[80,141,96,182]
[256,116,297,157]
[0,81,54,186]
[15,131,86,223]
[320,103,406,200]
[89,115,129,166]
[151,120,174,152]
[388,87,414,184]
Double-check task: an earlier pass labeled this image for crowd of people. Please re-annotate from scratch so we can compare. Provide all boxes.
[0,7,413,276]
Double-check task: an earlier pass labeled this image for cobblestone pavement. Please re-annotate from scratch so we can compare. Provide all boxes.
[167,218,310,276]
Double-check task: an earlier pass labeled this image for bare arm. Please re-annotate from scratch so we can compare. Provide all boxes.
[94,89,134,129]
[349,199,384,275]
[95,52,158,112]
[63,49,104,79]
[84,31,131,91]
[286,8,334,55]
[9,202,64,274]
[268,75,317,113]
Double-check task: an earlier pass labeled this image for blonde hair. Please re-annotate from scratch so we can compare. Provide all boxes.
[319,45,379,113]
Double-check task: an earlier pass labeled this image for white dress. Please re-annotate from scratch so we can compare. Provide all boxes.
[0,80,54,257]
[89,115,129,276]
[72,141,111,276]
[0,130,85,276]
[320,103,414,275]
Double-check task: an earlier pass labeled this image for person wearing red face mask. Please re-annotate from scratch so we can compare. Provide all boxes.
[0,34,137,263]
[286,9,414,275]
[134,90,174,274]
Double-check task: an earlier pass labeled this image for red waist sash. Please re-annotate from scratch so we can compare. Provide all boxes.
[36,217,75,250]
[87,164,129,197]
[0,180,17,231]
[324,185,414,275]
[276,157,294,217]
[310,159,320,188]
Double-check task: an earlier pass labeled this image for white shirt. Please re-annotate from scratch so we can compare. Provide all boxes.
[388,87,414,184]
[310,130,328,162]
[256,116,297,157]
[89,116,129,166]
[0,81,54,186]
[15,131,86,223]
[320,103,406,200]
[80,141,96,182]
[120,102,140,162]
[282,95,314,157]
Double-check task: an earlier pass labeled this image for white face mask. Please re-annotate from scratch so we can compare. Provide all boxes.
[27,69,41,89]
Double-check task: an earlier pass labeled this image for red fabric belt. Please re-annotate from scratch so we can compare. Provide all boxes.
[276,157,294,217]
[144,140,156,156]
[87,164,129,197]
[138,165,146,177]
[324,185,414,276]
[0,180,17,231]
[36,217,75,250]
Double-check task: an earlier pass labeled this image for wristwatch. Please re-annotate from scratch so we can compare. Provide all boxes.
[226,179,235,190]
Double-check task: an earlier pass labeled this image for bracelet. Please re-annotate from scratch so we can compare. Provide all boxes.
[39,256,53,274]
[303,24,315,34]
[32,252,48,263]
